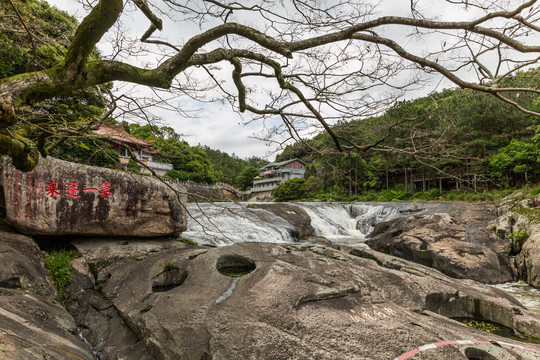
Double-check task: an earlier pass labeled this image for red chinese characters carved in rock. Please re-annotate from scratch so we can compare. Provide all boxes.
[65,181,81,198]
[43,180,113,199]
[99,182,112,199]
[45,179,61,198]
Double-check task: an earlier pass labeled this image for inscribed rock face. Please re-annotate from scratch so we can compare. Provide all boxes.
[1,157,187,236]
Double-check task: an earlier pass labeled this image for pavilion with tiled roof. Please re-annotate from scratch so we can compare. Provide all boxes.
[94,124,172,175]
[94,124,161,154]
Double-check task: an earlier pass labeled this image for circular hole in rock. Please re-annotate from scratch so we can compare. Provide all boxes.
[464,347,498,360]
[216,255,256,277]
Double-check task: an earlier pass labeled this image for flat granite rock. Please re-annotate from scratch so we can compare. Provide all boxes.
[83,242,540,360]
[0,156,187,237]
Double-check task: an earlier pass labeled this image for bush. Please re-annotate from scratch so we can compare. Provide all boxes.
[43,249,79,299]
[127,158,139,173]
[414,188,441,201]
[166,169,190,181]
[273,178,307,202]
[374,186,412,202]
[531,185,540,196]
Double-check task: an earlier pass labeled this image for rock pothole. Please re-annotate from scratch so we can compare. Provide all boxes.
[216,254,256,277]
[152,263,189,292]
[464,347,498,360]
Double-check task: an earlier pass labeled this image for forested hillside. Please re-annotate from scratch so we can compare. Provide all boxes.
[275,68,540,200]
[0,0,263,188]
[124,123,266,187]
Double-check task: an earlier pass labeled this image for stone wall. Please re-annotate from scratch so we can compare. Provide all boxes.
[185,185,246,202]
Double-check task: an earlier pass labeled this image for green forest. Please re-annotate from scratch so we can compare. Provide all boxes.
[273,69,540,201]
[118,122,266,189]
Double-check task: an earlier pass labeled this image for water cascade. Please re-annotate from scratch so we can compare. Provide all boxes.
[182,202,429,246]
[298,202,403,244]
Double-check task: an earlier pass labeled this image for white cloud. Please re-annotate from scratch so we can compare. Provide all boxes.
[167,103,278,160]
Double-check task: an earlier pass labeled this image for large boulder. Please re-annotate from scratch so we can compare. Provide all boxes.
[0,157,187,237]
[72,241,540,359]
[366,205,513,284]
[0,225,93,359]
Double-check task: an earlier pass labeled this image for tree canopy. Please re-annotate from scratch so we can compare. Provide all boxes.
[2,0,540,171]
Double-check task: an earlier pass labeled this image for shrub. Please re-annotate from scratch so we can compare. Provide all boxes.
[166,169,190,181]
[43,249,79,299]
[161,261,179,271]
[531,185,540,196]
[127,158,139,173]
[273,178,307,202]
[414,188,441,201]
[375,187,412,202]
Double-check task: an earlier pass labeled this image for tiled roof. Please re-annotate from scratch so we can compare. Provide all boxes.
[260,158,306,170]
[94,125,158,151]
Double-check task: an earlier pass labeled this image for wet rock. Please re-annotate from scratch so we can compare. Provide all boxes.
[0,227,93,359]
[252,203,315,238]
[366,210,513,284]
[0,156,187,237]
[83,242,540,359]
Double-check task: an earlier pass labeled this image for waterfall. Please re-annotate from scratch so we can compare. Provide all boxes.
[182,202,427,247]
[298,203,402,244]
[181,202,298,246]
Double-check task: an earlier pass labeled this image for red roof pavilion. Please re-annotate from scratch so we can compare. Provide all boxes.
[94,125,161,154]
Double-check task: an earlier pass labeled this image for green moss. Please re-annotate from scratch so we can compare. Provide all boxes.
[509,230,529,254]
[520,332,540,341]
[515,208,540,224]
[176,237,199,246]
[463,319,500,333]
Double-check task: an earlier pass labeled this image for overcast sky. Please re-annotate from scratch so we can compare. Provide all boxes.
[45,0,537,160]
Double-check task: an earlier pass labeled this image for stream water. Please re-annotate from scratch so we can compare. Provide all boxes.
[182,202,404,246]
[493,282,540,314]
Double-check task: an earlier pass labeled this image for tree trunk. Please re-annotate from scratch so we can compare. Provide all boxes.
[404,167,408,191]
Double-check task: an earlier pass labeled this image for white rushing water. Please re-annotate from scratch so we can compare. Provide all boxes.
[182,202,540,315]
[299,202,405,244]
[181,202,426,246]
[181,202,297,246]
[492,282,540,313]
